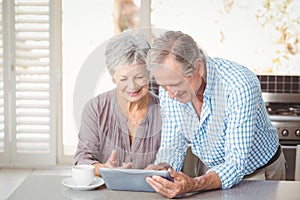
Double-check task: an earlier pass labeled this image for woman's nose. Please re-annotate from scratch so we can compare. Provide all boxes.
[127,78,137,90]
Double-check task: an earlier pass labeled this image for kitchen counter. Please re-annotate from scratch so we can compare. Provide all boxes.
[7,174,300,200]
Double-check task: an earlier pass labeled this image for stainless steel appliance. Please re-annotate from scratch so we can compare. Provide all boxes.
[262,93,300,181]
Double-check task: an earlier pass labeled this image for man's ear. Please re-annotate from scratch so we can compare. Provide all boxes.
[194,59,203,73]
[195,58,207,82]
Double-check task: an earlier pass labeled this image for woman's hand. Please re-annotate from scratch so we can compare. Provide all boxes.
[104,149,119,168]
[94,149,132,176]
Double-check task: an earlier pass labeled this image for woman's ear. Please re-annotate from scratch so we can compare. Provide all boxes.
[112,71,118,84]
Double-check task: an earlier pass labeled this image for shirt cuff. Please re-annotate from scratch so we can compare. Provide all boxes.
[207,163,243,189]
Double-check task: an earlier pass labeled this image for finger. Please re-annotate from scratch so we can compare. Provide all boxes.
[169,168,185,181]
[152,175,175,189]
[106,149,118,167]
[169,168,180,180]
[121,162,133,169]
[108,149,118,162]
[146,176,177,198]
[144,164,157,170]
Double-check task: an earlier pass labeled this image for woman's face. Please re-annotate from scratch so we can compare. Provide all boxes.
[113,64,149,102]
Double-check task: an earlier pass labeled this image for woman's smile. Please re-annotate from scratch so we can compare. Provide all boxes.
[127,89,142,97]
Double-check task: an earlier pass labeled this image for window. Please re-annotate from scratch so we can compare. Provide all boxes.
[0,0,59,166]
[60,0,150,164]
[151,0,300,75]
[61,0,300,164]
[1,0,296,166]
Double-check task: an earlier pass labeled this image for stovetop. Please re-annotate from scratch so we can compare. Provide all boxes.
[266,103,300,116]
[262,93,300,141]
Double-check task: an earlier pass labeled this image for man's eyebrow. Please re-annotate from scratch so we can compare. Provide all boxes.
[170,82,182,86]
[159,81,182,87]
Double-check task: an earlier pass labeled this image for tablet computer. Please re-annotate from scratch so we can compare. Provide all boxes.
[99,168,173,192]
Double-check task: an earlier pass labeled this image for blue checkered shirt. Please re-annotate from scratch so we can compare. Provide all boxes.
[154,57,279,189]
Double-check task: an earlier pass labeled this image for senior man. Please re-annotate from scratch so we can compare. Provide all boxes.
[145,30,286,198]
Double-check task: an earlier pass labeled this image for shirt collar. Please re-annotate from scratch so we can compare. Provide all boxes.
[203,56,215,100]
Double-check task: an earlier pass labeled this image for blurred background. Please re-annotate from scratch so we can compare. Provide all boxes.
[0,0,299,167]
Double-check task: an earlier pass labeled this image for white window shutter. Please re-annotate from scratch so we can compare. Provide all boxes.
[0,0,5,156]
[0,0,10,165]
[9,0,56,166]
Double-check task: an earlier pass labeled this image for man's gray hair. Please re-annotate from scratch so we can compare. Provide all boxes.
[105,31,151,76]
[147,31,206,76]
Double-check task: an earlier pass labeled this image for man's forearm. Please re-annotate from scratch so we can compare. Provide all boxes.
[192,171,222,191]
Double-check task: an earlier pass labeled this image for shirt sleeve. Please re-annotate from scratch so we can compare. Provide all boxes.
[154,87,188,171]
[73,98,101,165]
[209,80,260,189]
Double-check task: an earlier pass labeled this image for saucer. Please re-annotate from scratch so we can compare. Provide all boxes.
[61,177,104,191]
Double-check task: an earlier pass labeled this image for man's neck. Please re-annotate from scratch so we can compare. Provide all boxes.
[192,77,206,118]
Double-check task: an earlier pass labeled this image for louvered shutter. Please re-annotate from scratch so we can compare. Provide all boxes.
[0,0,6,159]
[0,0,57,166]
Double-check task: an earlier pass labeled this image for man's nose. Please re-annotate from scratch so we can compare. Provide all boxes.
[165,86,177,99]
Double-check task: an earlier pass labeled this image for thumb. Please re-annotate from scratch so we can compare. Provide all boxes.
[169,168,177,179]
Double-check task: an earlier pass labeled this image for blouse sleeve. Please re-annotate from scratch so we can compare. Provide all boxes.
[73,98,101,165]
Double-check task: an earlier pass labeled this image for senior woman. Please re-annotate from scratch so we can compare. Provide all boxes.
[73,32,162,176]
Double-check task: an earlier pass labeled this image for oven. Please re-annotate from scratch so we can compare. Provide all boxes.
[262,93,300,181]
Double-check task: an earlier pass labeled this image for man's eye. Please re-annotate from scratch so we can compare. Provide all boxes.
[135,76,144,79]
[120,79,127,81]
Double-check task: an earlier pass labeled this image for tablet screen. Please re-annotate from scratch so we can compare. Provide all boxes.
[99,168,173,192]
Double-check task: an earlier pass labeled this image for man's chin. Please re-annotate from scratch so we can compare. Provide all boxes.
[175,97,189,104]
[175,93,193,103]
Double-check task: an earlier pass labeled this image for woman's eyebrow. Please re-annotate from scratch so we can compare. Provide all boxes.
[119,75,128,78]
[134,72,146,76]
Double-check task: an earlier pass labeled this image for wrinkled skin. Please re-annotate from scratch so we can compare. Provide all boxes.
[146,168,197,198]
[145,166,222,199]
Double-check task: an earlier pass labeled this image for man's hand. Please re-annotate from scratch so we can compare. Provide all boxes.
[145,162,172,170]
[146,169,222,199]
[146,168,197,198]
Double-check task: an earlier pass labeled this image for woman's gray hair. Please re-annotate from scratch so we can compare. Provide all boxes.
[105,32,151,76]
[146,31,206,77]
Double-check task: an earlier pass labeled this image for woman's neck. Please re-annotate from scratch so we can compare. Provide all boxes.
[117,92,150,145]
[117,92,150,116]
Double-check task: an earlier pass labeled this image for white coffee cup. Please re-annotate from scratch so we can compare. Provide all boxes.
[72,164,95,186]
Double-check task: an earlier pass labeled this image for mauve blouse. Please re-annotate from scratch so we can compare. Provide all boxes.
[73,89,162,169]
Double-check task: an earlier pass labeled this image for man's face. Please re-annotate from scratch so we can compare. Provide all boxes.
[151,56,199,103]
